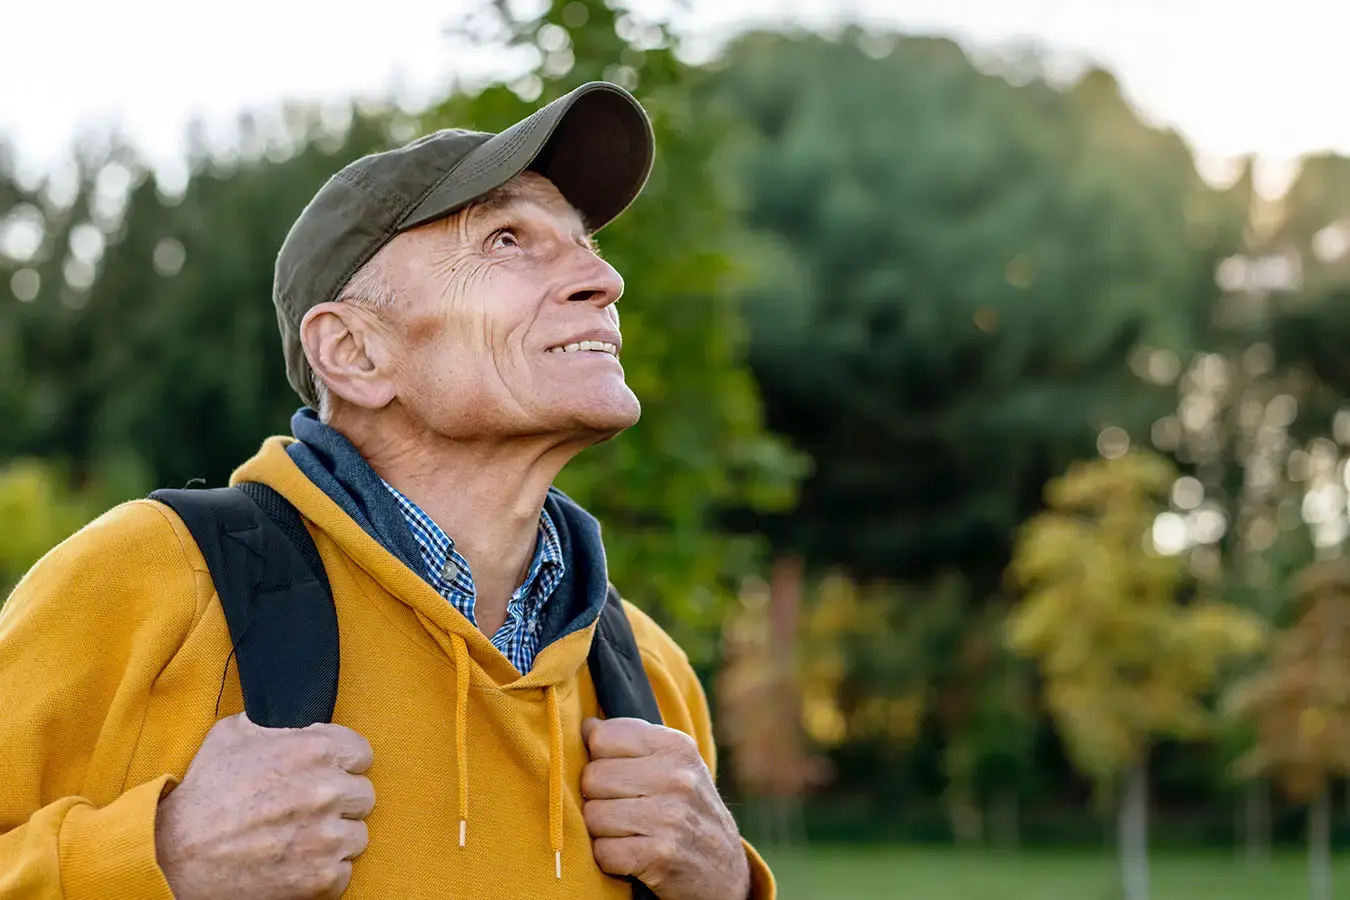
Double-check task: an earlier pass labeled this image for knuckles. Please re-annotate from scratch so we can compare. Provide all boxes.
[661,727,700,761]
[291,732,336,767]
[307,780,343,813]
[298,862,349,900]
[670,764,703,798]
[652,836,681,870]
[579,764,603,799]
[166,718,376,899]
[593,837,637,876]
[581,800,606,833]
[292,816,347,859]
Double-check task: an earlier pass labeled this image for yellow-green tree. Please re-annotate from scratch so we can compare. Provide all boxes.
[1006,449,1265,900]
[0,459,103,600]
[1225,559,1350,900]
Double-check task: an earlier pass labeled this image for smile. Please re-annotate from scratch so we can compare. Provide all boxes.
[546,340,619,357]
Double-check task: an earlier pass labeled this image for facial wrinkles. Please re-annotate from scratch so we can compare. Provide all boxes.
[432,203,553,420]
[415,215,493,351]
[392,180,603,427]
[465,208,536,398]
[484,227,572,417]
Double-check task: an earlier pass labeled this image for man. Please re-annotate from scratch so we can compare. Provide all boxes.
[0,82,774,899]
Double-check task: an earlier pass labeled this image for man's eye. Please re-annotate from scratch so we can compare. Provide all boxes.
[490,229,519,250]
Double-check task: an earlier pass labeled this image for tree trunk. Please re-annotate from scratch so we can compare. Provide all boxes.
[990,787,1020,851]
[945,785,983,846]
[1118,760,1150,900]
[1244,780,1271,866]
[1309,785,1331,900]
[765,555,806,846]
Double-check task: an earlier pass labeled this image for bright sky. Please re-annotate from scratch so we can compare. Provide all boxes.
[0,0,1338,195]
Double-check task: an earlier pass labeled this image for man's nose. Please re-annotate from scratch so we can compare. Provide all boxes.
[564,252,624,309]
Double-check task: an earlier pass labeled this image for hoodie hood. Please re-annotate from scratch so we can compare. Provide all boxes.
[284,407,610,654]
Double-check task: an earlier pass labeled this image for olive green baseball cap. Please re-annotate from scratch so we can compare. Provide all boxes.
[273,80,655,409]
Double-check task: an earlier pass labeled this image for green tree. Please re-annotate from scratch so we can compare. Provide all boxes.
[1007,450,1265,900]
[710,30,1241,592]
[0,110,402,488]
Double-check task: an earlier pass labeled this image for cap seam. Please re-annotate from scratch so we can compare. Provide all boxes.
[397,115,548,228]
[450,118,542,186]
[336,168,407,218]
[396,135,497,228]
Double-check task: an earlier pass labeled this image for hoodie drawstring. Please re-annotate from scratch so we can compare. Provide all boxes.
[546,683,564,880]
[448,633,565,880]
[451,633,471,849]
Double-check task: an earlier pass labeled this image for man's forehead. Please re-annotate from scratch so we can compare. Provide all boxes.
[476,172,585,225]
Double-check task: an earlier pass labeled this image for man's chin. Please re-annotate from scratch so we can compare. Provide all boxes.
[570,394,641,442]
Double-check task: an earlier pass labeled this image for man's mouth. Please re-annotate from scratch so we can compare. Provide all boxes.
[546,340,619,357]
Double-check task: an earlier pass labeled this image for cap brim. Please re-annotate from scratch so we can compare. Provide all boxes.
[400,81,654,234]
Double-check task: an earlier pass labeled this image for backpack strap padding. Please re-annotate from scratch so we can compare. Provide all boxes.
[150,483,339,728]
[587,583,663,726]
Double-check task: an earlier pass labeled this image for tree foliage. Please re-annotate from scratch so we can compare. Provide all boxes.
[1008,449,1265,788]
[0,112,397,482]
[1225,560,1350,802]
[710,30,1243,589]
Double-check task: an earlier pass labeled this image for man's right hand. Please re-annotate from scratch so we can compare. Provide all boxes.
[154,712,376,899]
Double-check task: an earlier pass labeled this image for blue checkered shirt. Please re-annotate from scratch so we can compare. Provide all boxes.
[381,480,565,674]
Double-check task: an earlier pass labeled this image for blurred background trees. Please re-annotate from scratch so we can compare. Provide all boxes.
[1008,450,1265,900]
[7,1,1350,895]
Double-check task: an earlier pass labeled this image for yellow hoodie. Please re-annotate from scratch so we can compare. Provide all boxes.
[0,437,775,898]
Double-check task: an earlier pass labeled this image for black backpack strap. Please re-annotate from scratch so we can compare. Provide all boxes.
[588,585,663,900]
[587,584,663,726]
[149,483,339,728]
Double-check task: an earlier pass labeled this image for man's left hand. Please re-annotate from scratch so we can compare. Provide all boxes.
[581,717,751,900]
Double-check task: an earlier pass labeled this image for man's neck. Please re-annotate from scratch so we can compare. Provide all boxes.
[335,413,579,637]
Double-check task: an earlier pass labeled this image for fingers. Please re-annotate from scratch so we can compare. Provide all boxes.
[592,835,656,878]
[328,860,354,900]
[337,819,370,861]
[583,717,691,760]
[311,723,375,774]
[583,797,657,838]
[226,715,375,774]
[336,774,377,819]
[581,757,659,800]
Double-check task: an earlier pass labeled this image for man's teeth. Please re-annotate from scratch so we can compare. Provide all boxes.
[547,340,618,355]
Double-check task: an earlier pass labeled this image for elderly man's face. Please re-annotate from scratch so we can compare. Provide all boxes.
[377,172,639,443]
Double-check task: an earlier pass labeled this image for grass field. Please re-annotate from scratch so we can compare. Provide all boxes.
[759,846,1350,899]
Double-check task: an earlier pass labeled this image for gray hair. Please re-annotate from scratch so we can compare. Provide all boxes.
[312,247,397,422]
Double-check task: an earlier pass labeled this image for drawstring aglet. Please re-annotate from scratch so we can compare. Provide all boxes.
[555,850,562,880]
[460,819,467,848]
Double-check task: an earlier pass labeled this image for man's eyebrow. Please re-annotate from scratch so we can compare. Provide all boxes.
[481,203,598,246]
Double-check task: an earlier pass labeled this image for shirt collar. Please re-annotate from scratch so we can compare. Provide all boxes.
[380,478,564,605]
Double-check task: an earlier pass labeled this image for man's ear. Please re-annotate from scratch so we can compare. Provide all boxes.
[301,302,397,411]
